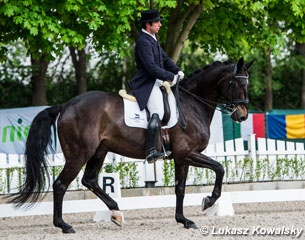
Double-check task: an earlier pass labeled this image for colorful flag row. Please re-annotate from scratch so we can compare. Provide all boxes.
[222,112,305,140]
[267,114,305,139]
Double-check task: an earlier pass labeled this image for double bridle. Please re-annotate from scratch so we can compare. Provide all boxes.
[176,65,249,128]
[225,71,249,115]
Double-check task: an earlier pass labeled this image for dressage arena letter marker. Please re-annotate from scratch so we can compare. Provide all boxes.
[103,176,115,193]
[97,173,121,198]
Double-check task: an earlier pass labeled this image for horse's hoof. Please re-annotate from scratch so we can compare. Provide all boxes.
[111,210,124,227]
[177,216,198,229]
[184,222,198,229]
[62,227,76,234]
[202,196,212,211]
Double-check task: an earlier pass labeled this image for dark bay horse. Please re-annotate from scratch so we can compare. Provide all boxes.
[10,57,253,233]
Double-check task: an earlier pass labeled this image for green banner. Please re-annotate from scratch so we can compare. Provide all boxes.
[222,114,241,141]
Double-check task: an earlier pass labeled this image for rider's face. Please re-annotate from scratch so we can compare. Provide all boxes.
[146,21,162,35]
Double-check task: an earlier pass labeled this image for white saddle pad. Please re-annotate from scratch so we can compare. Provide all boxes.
[123,91,178,129]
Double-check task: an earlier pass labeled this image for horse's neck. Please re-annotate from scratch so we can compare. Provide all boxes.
[185,79,219,117]
[181,90,217,127]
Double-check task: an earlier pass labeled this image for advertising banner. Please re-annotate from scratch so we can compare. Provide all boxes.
[0,106,62,155]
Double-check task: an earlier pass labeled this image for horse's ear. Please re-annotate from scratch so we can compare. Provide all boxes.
[245,59,255,70]
[237,57,244,71]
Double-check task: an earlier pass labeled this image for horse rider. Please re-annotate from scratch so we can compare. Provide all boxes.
[130,9,185,163]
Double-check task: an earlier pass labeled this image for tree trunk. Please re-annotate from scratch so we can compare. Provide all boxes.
[122,57,127,89]
[69,47,87,95]
[164,0,204,62]
[30,54,49,106]
[295,42,305,108]
[264,48,273,111]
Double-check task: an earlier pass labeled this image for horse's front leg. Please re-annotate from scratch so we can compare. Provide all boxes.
[186,152,225,210]
[174,163,197,229]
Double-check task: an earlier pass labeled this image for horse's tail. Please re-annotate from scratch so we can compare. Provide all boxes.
[9,105,62,208]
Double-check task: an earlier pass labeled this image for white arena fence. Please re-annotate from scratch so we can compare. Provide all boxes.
[1,134,305,194]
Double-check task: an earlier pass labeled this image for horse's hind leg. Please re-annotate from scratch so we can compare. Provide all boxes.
[53,161,85,233]
[81,154,123,225]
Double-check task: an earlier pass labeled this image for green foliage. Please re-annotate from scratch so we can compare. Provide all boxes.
[189,167,215,185]
[46,69,77,105]
[162,159,175,187]
[178,41,215,75]
[87,51,135,93]
[254,158,270,181]
[272,55,304,109]
[112,162,139,188]
[1,167,24,193]
[51,166,63,181]
[0,42,32,107]
[0,0,109,60]
[0,0,305,109]
[104,164,116,173]
[217,156,305,183]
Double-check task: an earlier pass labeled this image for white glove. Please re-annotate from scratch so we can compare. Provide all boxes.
[170,75,179,87]
[178,70,185,80]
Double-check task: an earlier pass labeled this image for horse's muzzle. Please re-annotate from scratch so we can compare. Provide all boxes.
[231,105,248,122]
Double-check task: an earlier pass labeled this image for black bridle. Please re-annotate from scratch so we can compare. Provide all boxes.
[224,71,249,115]
[176,65,249,129]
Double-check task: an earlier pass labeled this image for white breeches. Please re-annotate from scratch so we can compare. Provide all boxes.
[146,80,164,119]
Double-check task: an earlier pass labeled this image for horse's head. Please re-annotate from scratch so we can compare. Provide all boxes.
[216,57,254,122]
[179,57,254,123]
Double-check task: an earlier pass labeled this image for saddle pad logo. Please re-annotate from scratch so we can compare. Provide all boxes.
[130,113,146,123]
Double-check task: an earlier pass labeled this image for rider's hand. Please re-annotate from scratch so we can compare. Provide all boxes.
[170,75,179,87]
[178,70,185,80]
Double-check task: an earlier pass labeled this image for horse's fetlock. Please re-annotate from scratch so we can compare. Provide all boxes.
[212,191,221,200]
[175,213,184,222]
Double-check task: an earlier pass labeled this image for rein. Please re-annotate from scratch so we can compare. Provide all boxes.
[178,88,247,116]
[175,76,188,129]
[176,68,249,128]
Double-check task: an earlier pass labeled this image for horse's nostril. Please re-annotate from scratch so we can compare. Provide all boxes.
[240,116,247,122]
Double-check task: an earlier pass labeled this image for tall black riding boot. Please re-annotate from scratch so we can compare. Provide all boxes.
[146,113,166,163]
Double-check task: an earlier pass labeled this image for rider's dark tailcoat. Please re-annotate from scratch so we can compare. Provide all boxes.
[130,31,180,111]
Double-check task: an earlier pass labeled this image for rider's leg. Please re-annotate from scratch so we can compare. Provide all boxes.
[146,83,166,163]
[146,113,165,163]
